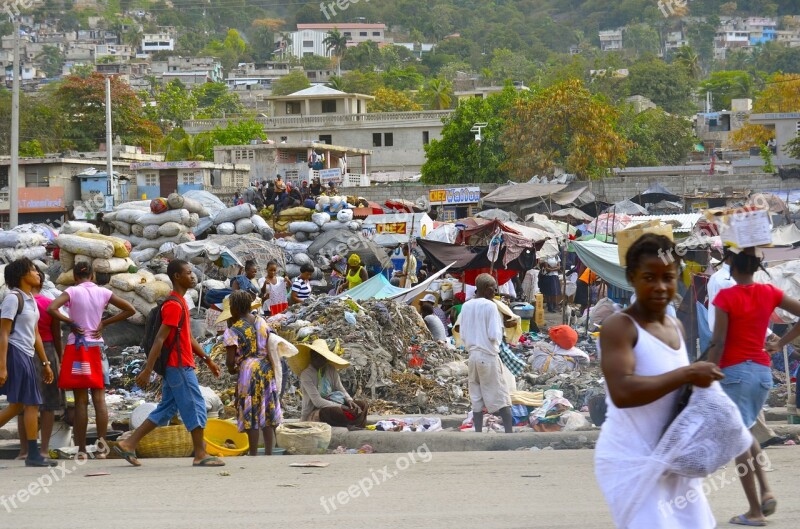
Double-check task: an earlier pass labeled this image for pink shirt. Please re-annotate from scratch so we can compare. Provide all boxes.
[65,282,113,345]
[34,295,55,343]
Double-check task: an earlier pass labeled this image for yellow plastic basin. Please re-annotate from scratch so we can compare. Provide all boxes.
[204,419,249,457]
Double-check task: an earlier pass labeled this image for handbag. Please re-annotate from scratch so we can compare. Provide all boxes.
[58,334,104,389]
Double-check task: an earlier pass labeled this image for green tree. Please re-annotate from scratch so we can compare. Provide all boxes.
[672,46,702,80]
[422,86,521,184]
[151,79,198,129]
[617,107,696,166]
[628,58,697,115]
[36,45,65,78]
[382,67,424,91]
[624,24,661,59]
[271,70,311,96]
[161,128,215,161]
[368,88,422,113]
[341,41,381,71]
[489,48,536,83]
[340,71,384,95]
[501,79,630,180]
[211,119,267,148]
[301,55,333,70]
[53,72,162,150]
[423,78,453,110]
[323,28,348,76]
[784,135,800,160]
[699,71,754,110]
[19,140,45,157]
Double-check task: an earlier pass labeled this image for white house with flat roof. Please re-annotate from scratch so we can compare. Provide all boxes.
[747,112,800,166]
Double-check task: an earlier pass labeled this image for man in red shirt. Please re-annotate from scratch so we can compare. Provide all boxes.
[115,260,225,467]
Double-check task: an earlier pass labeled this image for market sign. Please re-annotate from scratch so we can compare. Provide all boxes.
[375,222,407,234]
[19,187,65,212]
[318,168,342,185]
[428,186,481,206]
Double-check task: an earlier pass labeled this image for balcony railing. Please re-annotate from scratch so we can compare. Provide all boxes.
[184,110,453,132]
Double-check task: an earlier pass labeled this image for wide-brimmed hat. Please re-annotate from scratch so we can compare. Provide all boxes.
[287,339,349,374]
[215,296,262,324]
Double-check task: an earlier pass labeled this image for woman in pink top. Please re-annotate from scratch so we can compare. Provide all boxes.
[47,262,135,458]
[17,269,64,459]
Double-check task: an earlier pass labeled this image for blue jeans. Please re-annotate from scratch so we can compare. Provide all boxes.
[720,361,772,429]
[147,367,207,432]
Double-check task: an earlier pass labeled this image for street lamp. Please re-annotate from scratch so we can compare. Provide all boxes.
[471,123,487,173]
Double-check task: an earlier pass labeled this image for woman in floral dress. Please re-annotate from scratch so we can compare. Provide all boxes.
[223,291,282,455]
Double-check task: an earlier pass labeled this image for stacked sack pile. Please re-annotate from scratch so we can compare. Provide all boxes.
[286,196,360,243]
[0,226,49,264]
[213,203,274,241]
[103,193,208,265]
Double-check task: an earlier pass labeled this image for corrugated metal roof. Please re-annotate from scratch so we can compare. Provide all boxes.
[625,213,702,233]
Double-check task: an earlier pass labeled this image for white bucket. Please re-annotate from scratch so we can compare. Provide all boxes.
[49,421,73,449]
[430,280,443,291]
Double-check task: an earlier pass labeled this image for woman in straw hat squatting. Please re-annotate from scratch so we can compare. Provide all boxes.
[221,291,282,456]
[292,340,368,429]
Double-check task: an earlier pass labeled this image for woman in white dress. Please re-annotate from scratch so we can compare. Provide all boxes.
[596,233,724,528]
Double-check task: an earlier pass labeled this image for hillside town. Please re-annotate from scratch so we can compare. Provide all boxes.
[1,1,800,528]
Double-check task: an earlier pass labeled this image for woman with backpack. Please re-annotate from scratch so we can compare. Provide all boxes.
[0,258,58,467]
[47,261,135,458]
[222,290,282,455]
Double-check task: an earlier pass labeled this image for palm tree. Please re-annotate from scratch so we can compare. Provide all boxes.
[426,79,452,110]
[323,28,348,77]
[673,46,701,80]
[161,129,215,161]
[326,76,345,91]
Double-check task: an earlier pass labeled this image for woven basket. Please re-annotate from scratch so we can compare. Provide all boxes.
[137,426,194,458]
[276,422,332,455]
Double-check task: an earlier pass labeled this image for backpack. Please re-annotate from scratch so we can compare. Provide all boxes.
[8,291,24,336]
[141,295,185,377]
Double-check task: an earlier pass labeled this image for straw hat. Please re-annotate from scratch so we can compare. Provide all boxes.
[215,296,262,325]
[287,339,349,374]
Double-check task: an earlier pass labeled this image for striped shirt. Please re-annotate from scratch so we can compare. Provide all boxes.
[291,277,312,301]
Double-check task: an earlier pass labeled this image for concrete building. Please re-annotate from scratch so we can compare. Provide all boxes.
[139,32,175,55]
[694,100,752,146]
[130,160,249,199]
[278,23,389,59]
[213,142,370,186]
[186,85,450,174]
[664,31,688,52]
[152,56,223,83]
[747,112,800,166]
[744,17,777,45]
[599,30,623,52]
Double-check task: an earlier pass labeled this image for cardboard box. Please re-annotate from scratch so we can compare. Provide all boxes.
[704,206,772,249]
[617,221,674,266]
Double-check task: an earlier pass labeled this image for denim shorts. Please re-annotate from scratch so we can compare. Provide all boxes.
[147,367,207,432]
[720,361,772,428]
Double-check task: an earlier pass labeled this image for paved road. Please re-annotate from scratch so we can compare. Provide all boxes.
[1,447,799,528]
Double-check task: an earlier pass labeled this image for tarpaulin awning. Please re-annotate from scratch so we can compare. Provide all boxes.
[552,186,591,206]
[417,238,535,275]
[631,183,680,206]
[481,183,568,205]
[572,239,632,292]
[337,263,454,302]
[770,224,800,246]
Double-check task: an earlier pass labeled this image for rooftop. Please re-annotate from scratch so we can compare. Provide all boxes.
[214,141,373,156]
[297,23,386,30]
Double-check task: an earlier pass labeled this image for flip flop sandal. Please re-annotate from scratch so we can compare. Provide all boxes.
[112,445,141,467]
[761,498,777,517]
[193,456,225,467]
[729,514,767,526]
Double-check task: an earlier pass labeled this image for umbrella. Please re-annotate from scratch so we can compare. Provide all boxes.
[631,183,681,206]
[206,234,286,272]
[475,209,519,222]
[550,207,594,224]
[606,199,648,216]
[306,231,391,269]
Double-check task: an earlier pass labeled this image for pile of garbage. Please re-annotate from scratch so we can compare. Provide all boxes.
[105,194,204,264]
[270,297,468,413]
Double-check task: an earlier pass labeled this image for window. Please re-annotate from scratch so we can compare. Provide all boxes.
[24,168,48,188]
[302,40,314,47]
[144,172,158,187]
[384,133,393,147]
[359,32,367,37]
[181,171,200,185]
[318,134,332,144]
[372,32,381,37]
[321,100,336,113]
[343,32,351,37]
[234,149,254,161]
[296,153,306,163]
[278,150,291,162]
[372,133,382,147]
[285,170,299,182]
[422,131,430,145]
[286,102,301,115]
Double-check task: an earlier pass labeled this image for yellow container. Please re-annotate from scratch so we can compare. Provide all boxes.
[204,418,249,457]
[520,319,531,333]
[535,293,545,327]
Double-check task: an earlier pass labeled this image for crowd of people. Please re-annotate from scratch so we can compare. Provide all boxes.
[232,176,340,215]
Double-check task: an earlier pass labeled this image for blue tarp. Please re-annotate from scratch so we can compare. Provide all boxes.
[337,263,455,302]
[572,239,633,292]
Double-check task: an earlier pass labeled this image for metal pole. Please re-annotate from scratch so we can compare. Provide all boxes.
[105,76,113,206]
[9,17,20,228]
[783,346,795,414]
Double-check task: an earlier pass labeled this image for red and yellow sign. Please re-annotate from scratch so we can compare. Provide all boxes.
[20,187,65,212]
[428,189,447,204]
[376,222,407,235]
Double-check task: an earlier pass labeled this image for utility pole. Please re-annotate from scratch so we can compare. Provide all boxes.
[105,76,113,210]
[9,17,20,228]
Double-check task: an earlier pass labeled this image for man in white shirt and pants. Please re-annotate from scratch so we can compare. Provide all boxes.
[708,250,787,449]
[456,273,514,433]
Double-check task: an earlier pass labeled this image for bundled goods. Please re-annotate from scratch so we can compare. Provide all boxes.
[57,234,114,259]
[167,193,210,217]
[216,222,235,235]
[0,229,48,263]
[250,214,274,241]
[76,232,131,258]
[235,217,254,235]
[270,206,313,233]
[58,221,99,235]
[214,204,256,226]
[150,197,169,214]
[315,196,352,215]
